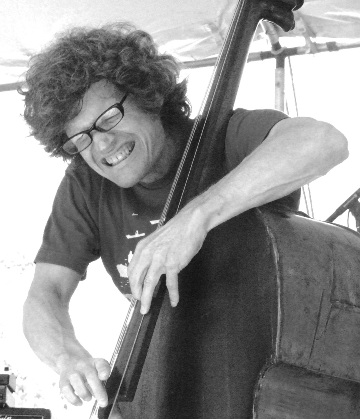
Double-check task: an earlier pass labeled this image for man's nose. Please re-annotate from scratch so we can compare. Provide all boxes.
[92,132,115,152]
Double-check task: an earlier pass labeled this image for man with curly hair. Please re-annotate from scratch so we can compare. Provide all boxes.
[22,23,348,418]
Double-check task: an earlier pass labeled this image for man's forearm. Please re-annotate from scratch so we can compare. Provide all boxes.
[193,117,348,233]
[23,293,90,373]
[23,263,112,407]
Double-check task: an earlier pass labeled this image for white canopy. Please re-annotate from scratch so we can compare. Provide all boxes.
[1,0,360,88]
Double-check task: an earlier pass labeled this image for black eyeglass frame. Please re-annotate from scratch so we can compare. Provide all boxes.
[61,93,128,156]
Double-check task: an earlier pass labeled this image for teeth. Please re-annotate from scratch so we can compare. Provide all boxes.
[105,142,134,165]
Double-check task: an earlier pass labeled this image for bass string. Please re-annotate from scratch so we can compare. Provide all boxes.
[92,301,146,418]
[160,0,244,221]
[106,114,207,404]
[158,113,202,226]
[99,0,247,408]
[109,297,137,366]
[111,302,145,403]
[90,3,247,417]
[103,103,211,414]
[89,298,137,418]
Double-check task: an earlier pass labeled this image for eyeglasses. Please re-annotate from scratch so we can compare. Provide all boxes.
[61,94,128,155]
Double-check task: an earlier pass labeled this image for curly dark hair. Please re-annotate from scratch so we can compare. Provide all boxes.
[19,22,191,160]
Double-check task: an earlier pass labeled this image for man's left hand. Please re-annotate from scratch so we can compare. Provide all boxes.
[128,202,208,314]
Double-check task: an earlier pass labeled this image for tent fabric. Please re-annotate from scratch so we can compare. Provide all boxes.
[1,0,360,86]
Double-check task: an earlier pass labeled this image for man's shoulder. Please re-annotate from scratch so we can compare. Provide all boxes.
[230,107,288,125]
[227,107,289,144]
[225,108,289,172]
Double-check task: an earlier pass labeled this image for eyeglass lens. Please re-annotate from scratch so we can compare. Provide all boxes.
[63,104,124,155]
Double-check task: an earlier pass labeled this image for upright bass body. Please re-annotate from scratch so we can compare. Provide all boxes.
[118,207,282,418]
[117,209,360,418]
[254,211,360,418]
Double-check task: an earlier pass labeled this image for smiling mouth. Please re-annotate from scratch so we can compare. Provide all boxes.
[102,142,135,167]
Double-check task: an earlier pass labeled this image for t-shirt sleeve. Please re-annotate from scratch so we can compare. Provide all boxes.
[225,108,288,172]
[35,168,101,276]
[225,108,300,210]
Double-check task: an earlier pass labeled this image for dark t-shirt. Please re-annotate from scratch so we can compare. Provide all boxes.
[36,108,298,295]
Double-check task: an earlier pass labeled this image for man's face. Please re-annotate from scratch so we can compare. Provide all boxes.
[65,80,172,188]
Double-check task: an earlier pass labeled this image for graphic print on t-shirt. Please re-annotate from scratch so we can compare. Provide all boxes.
[116,218,160,283]
[126,231,145,239]
[117,250,134,278]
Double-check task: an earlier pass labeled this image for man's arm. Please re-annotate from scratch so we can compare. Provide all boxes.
[128,117,349,313]
[199,117,348,229]
[23,263,110,407]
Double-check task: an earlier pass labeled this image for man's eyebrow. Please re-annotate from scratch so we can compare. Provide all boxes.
[66,102,119,137]
[65,120,90,138]
[66,112,98,136]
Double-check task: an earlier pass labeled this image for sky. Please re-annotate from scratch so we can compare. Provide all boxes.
[1,44,360,418]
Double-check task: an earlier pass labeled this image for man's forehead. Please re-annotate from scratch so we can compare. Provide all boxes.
[86,80,120,100]
[65,80,121,135]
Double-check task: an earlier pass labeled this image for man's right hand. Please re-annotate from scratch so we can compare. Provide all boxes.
[23,264,113,409]
[57,354,110,407]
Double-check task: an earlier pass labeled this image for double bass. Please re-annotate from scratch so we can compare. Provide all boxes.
[91,1,360,418]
